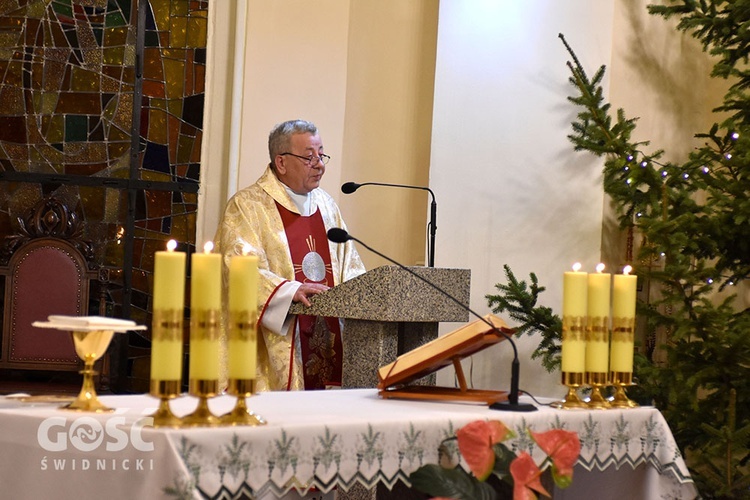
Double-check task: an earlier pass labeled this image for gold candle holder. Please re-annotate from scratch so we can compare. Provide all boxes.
[149,380,183,427]
[65,330,117,412]
[221,379,266,426]
[609,371,638,408]
[182,379,221,426]
[551,372,587,409]
[585,372,611,409]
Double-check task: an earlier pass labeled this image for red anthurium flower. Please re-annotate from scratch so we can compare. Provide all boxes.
[456,420,513,480]
[509,452,551,500]
[529,429,581,488]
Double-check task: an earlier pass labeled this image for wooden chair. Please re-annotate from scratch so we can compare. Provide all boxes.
[0,196,104,381]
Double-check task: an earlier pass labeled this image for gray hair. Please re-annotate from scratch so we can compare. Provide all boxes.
[268,119,318,166]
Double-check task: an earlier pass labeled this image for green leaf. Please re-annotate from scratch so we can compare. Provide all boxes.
[409,464,498,500]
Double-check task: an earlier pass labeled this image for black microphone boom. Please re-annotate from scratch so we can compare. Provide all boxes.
[326,227,536,412]
[341,181,437,268]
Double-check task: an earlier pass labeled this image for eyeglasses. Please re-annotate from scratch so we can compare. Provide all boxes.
[279,152,331,166]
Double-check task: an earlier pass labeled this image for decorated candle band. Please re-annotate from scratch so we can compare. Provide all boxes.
[611,316,635,342]
[561,315,586,373]
[585,315,610,375]
[585,317,609,342]
[562,315,585,341]
[229,309,258,342]
[188,308,221,383]
[190,308,221,338]
[152,309,184,341]
[228,309,258,380]
[610,316,635,373]
[150,309,184,383]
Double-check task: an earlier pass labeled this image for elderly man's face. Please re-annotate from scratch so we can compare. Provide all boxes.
[274,133,326,194]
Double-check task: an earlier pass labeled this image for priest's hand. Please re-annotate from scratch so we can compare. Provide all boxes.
[293,282,330,307]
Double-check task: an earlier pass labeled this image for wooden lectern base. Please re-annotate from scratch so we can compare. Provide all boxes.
[379,385,508,405]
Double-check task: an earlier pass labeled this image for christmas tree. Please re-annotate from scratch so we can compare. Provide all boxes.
[488,2,750,497]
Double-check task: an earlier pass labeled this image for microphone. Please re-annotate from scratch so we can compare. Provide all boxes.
[327,227,536,412]
[341,182,359,194]
[341,181,437,268]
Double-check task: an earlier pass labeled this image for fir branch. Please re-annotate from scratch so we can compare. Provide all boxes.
[485,265,561,373]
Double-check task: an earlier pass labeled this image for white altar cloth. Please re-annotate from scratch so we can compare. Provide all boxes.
[0,388,697,499]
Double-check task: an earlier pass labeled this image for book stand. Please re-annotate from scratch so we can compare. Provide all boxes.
[377,314,510,405]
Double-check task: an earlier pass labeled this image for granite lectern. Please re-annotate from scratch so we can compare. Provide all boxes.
[289,265,470,388]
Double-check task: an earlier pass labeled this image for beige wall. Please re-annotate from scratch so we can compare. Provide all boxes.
[429,0,615,397]
[200,1,438,271]
[338,1,439,268]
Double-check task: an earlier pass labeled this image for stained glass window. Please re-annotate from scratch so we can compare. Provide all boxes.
[0,0,208,392]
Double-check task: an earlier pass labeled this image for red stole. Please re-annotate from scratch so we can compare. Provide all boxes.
[276,202,343,390]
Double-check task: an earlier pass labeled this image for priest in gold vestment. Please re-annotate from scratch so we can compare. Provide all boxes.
[215,120,365,391]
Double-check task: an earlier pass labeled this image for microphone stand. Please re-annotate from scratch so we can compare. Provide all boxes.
[327,228,536,412]
[342,182,437,268]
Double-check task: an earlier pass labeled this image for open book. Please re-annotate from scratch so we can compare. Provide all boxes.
[377,313,512,404]
[34,315,146,332]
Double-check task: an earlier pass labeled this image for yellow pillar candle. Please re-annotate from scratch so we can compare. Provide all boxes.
[189,241,222,381]
[562,263,587,373]
[228,249,259,380]
[610,265,637,373]
[586,264,611,374]
[151,239,186,381]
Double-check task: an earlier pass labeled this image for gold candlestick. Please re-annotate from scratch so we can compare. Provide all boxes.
[585,372,611,409]
[551,371,587,409]
[221,379,266,426]
[182,379,221,426]
[66,329,116,412]
[609,371,638,408]
[149,380,183,427]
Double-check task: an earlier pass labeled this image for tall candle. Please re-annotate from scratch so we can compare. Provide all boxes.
[586,263,611,374]
[151,239,186,381]
[562,263,587,373]
[228,248,259,380]
[189,241,222,381]
[610,265,637,373]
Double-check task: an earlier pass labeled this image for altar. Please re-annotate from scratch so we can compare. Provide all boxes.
[0,388,697,499]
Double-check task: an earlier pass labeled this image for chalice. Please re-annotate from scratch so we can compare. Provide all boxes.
[33,316,146,412]
[67,328,116,412]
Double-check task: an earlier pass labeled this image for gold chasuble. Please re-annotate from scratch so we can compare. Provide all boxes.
[215,167,366,392]
[276,203,343,389]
